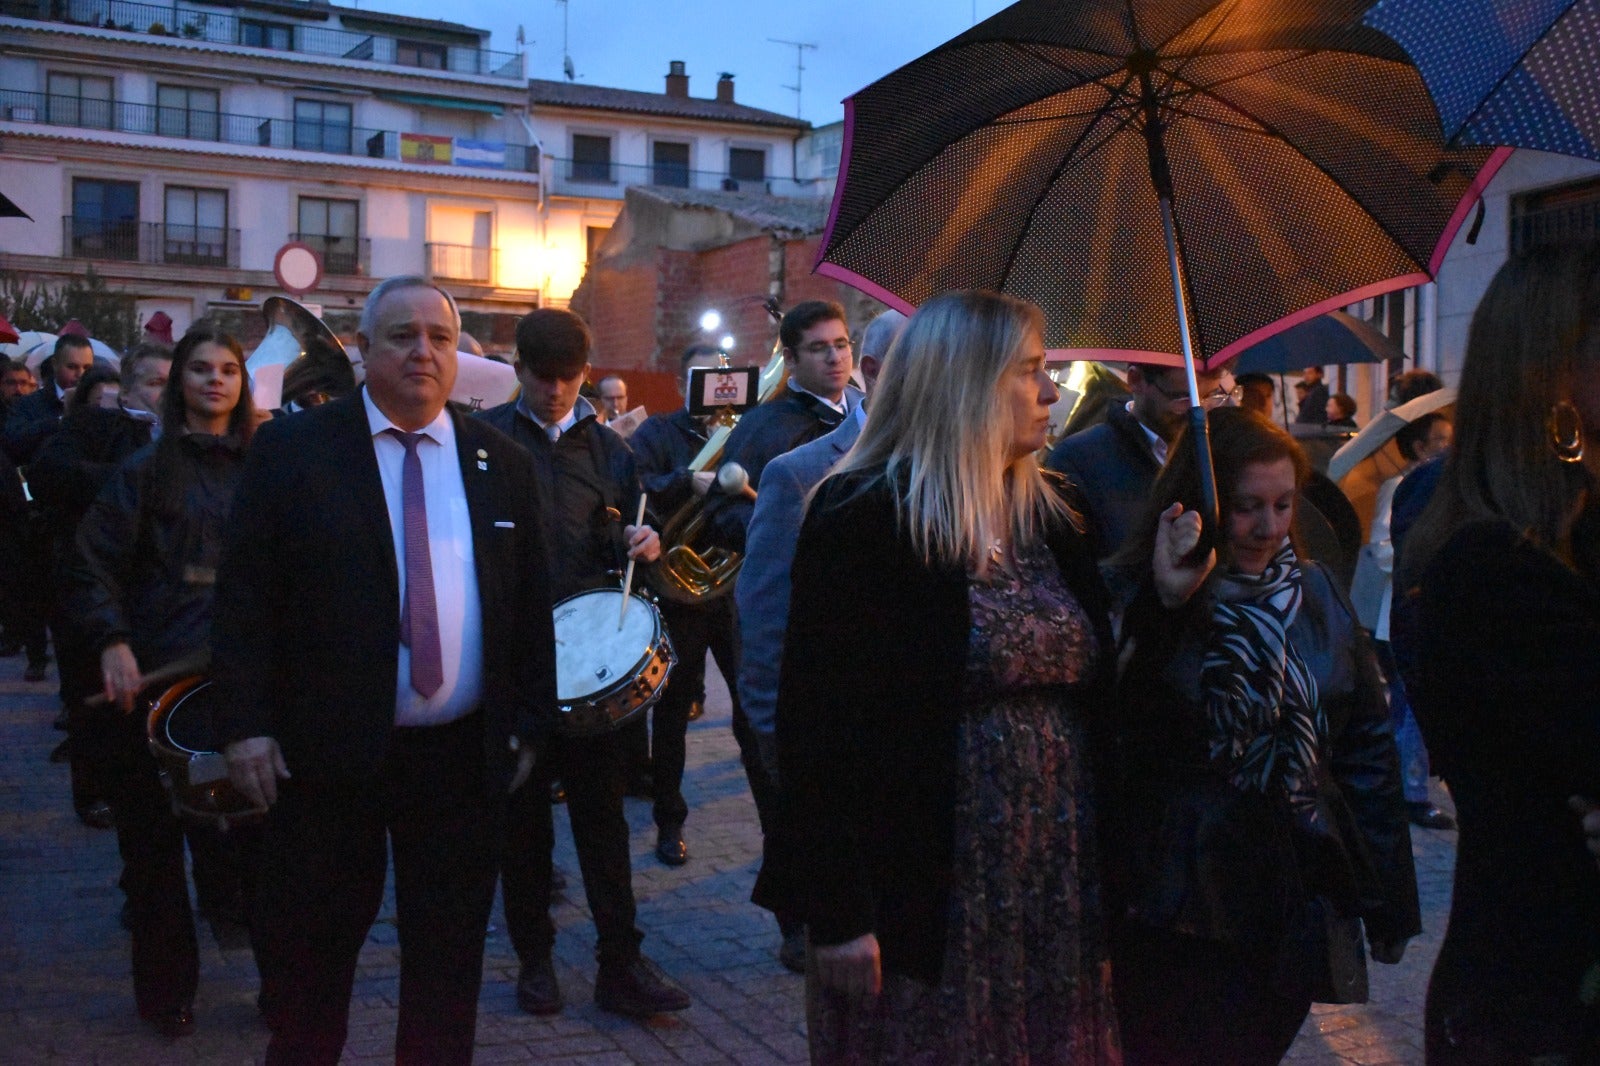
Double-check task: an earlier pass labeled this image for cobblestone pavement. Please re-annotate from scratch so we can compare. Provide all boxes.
[0,650,1456,1064]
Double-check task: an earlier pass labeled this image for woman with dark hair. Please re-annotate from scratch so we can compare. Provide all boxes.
[768,290,1122,1062]
[1403,244,1600,1064]
[65,324,256,1037]
[1105,406,1418,1066]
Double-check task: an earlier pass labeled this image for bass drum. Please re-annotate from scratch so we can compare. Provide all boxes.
[553,588,677,738]
[146,675,263,829]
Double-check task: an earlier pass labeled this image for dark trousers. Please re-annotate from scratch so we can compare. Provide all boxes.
[254,712,502,1066]
[649,597,741,831]
[1113,919,1311,1066]
[103,713,199,1018]
[503,729,643,965]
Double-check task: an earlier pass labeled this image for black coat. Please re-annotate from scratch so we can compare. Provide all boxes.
[1045,401,1161,561]
[210,393,556,795]
[65,434,240,667]
[476,400,644,602]
[758,467,1112,984]
[703,387,858,553]
[1415,518,1600,1055]
[1108,563,1420,996]
[30,406,154,550]
[2,385,65,465]
[629,407,708,517]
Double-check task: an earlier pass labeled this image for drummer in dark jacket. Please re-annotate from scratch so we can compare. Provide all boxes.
[476,307,691,1020]
[63,325,257,1039]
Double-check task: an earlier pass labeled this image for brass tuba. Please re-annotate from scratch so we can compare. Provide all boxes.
[646,300,787,605]
[247,296,355,407]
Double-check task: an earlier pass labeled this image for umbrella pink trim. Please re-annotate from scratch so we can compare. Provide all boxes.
[814,259,918,315]
[1429,147,1514,275]
[815,96,857,271]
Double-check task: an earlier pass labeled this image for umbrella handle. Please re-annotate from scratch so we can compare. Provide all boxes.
[1185,405,1221,567]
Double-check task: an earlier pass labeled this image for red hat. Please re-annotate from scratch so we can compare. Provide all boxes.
[57,319,89,338]
[143,311,174,345]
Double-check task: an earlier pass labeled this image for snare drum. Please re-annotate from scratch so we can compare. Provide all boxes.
[553,588,677,737]
[146,675,263,829]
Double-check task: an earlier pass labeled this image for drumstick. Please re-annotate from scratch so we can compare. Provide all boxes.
[618,492,648,630]
[85,649,212,708]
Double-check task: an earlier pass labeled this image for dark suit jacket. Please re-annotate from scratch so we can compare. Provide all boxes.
[1045,401,1161,560]
[758,466,1112,984]
[2,386,65,465]
[211,392,557,794]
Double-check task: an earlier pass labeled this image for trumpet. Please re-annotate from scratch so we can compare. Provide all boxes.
[645,300,787,605]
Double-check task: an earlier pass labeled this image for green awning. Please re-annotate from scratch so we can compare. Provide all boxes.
[379,93,503,116]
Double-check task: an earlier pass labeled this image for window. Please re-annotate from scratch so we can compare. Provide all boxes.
[47,73,113,130]
[156,85,219,141]
[728,147,766,186]
[571,134,613,183]
[164,186,229,266]
[652,141,690,187]
[70,178,139,260]
[297,197,362,275]
[586,225,611,263]
[1511,177,1600,253]
[240,19,292,50]
[397,40,448,70]
[294,99,352,155]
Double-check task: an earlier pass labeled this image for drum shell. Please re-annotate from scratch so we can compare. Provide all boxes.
[146,675,263,828]
[552,589,678,738]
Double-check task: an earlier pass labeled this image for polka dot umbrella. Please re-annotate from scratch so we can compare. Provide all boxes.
[815,0,1509,530]
[1365,0,1600,161]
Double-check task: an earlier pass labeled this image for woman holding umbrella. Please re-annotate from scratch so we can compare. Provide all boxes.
[1402,244,1600,1065]
[768,290,1123,1062]
[1105,406,1418,1065]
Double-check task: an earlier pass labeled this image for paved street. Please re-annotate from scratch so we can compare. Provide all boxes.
[0,649,1456,1064]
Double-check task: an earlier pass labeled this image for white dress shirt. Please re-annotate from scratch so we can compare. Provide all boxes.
[363,388,484,727]
[1126,400,1169,466]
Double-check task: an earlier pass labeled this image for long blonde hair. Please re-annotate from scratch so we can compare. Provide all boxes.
[832,290,1076,569]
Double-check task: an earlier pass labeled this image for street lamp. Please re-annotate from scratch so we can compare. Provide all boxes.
[719,334,736,351]
[699,310,722,333]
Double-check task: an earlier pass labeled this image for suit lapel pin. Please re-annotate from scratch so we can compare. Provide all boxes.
[476,448,489,471]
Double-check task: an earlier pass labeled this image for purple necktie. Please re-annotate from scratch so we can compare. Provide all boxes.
[389,430,443,699]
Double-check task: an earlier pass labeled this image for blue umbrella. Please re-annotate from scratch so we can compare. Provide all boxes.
[1231,310,1401,376]
[1365,0,1599,160]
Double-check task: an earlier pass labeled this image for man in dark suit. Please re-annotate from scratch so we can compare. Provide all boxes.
[1045,360,1228,560]
[2,334,94,464]
[213,276,557,1065]
[478,307,690,1020]
[734,309,904,970]
[702,300,863,554]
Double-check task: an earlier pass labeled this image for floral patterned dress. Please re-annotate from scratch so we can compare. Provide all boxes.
[809,540,1123,1064]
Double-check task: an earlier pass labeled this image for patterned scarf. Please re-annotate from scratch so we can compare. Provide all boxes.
[1202,540,1325,816]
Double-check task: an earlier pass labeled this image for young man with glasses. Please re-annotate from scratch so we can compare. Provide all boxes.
[1045,361,1233,560]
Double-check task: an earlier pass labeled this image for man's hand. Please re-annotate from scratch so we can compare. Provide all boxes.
[1369,938,1408,965]
[1153,502,1215,609]
[813,932,881,1001]
[624,523,662,564]
[508,746,536,794]
[225,736,290,810]
[100,642,143,713]
[1570,796,1600,872]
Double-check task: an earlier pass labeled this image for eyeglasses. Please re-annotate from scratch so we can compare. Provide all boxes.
[1151,379,1243,408]
[797,338,854,357]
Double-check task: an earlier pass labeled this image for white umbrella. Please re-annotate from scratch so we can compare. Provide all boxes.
[1328,388,1457,483]
[7,332,58,372]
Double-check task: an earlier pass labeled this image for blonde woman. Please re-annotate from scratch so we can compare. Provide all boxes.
[758,290,1122,1062]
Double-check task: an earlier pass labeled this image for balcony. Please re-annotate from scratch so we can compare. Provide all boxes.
[289,233,371,277]
[426,242,493,284]
[548,157,816,200]
[0,0,523,80]
[0,90,538,172]
[63,217,240,268]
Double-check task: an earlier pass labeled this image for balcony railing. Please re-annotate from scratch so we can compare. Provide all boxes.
[289,233,371,277]
[548,157,817,199]
[0,0,523,80]
[0,91,538,172]
[426,242,492,284]
[62,217,240,267]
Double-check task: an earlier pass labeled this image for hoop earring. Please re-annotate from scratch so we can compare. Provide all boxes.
[1548,400,1585,464]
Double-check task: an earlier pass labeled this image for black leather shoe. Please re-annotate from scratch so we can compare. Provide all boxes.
[594,955,690,1017]
[516,957,562,1015]
[778,929,806,974]
[49,738,72,763]
[24,660,49,683]
[141,1004,195,1038]
[0,637,23,657]
[78,801,115,830]
[656,827,687,866]
[1408,802,1457,831]
[686,699,705,722]
[549,780,567,804]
